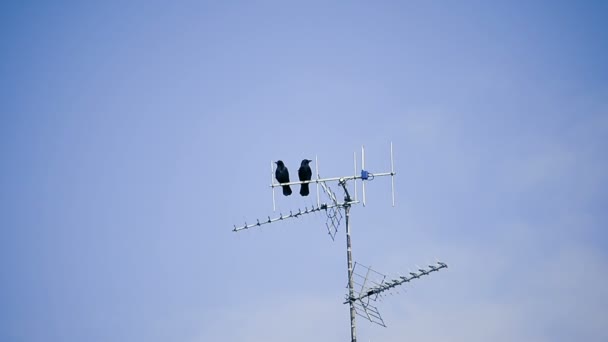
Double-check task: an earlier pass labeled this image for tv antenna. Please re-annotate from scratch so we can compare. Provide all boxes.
[232,143,447,342]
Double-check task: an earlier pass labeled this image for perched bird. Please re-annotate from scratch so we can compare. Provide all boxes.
[274,160,292,196]
[298,159,313,196]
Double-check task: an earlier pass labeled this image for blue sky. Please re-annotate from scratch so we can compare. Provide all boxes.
[1,1,607,341]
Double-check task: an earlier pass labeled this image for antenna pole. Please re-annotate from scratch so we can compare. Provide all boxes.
[341,179,357,342]
[345,203,357,342]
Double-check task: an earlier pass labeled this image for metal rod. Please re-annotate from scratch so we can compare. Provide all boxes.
[390,142,395,207]
[271,160,276,211]
[316,155,320,208]
[353,151,358,202]
[270,175,357,188]
[269,172,396,188]
[345,202,357,342]
[364,172,396,177]
[362,145,366,207]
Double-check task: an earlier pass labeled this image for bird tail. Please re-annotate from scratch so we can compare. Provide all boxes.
[283,185,292,196]
[300,183,309,196]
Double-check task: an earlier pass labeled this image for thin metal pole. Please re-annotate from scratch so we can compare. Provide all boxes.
[361,145,366,207]
[353,151,358,202]
[390,142,395,207]
[345,203,357,342]
[316,155,320,208]
[271,160,276,211]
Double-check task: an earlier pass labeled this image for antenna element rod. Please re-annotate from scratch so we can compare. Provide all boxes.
[390,142,395,207]
[271,160,276,211]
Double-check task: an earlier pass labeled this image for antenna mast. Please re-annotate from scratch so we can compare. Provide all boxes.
[340,179,357,341]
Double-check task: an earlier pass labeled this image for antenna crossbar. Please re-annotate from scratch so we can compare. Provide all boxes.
[270,172,396,188]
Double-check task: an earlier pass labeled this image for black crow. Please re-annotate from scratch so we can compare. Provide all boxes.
[274,160,292,196]
[298,159,313,196]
